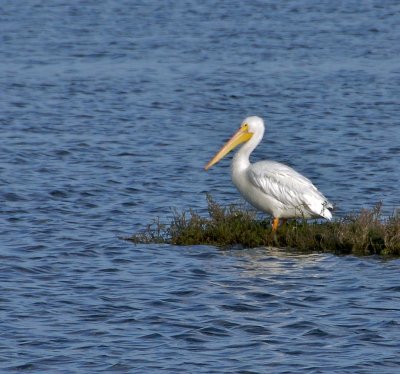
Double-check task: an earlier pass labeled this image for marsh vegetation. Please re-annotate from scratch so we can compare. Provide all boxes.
[128,196,400,256]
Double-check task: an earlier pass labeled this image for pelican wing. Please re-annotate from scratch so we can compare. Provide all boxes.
[247,160,332,218]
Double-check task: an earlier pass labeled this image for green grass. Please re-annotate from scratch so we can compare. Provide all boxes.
[128,195,400,256]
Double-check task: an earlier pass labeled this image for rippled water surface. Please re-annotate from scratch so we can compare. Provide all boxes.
[1,1,400,372]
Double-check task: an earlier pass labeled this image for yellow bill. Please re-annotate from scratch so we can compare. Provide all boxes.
[205,125,253,170]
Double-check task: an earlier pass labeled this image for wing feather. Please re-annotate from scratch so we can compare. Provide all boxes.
[248,160,332,217]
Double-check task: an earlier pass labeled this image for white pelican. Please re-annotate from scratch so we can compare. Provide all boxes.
[205,116,333,231]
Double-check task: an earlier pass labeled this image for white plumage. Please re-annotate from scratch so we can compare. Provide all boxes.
[205,116,333,230]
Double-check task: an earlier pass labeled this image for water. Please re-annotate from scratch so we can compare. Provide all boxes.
[1,1,400,372]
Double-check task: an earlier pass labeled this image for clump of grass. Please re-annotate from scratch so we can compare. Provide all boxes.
[127,196,400,256]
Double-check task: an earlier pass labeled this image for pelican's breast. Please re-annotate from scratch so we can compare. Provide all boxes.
[231,159,284,216]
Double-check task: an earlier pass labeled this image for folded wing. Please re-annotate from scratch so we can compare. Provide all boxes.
[248,160,333,219]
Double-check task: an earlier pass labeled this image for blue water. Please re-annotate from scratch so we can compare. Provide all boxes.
[1,1,400,372]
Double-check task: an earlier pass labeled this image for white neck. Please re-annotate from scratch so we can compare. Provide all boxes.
[231,127,264,174]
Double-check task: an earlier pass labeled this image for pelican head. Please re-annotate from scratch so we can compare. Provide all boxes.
[205,116,264,170]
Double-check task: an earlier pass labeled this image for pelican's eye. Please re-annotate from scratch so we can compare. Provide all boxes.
[242,123,248,131]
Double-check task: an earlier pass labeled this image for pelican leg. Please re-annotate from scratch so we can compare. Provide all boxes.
[272,217,280,231]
